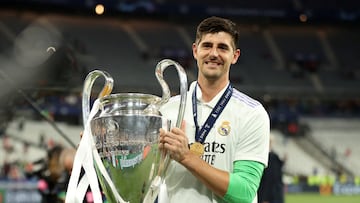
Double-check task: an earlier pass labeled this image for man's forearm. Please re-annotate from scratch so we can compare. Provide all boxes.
[180,152,230,197]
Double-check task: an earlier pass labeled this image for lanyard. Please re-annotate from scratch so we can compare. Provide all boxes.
[192,83,233,144]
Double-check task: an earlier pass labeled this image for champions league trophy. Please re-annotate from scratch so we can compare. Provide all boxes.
[65,59,187,203]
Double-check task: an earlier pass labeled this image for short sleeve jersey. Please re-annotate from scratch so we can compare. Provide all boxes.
[159,81,270,203]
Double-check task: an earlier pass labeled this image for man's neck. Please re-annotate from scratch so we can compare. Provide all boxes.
[197,79,228,102]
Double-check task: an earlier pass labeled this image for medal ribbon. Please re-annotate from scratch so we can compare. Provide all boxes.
[192,83,233,144]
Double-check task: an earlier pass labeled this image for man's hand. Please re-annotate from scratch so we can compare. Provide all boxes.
[159,121,190,162]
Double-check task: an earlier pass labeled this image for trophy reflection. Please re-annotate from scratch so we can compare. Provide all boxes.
[90,96,169,203]
[66,59,187,203]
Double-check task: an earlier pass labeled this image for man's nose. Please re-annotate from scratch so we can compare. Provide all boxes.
[209,47,219,57]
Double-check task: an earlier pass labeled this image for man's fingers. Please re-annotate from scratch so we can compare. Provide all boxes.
[180,120,186,131]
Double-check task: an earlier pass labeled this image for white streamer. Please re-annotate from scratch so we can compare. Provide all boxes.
[158,179,169,203]
[65,99,127,203]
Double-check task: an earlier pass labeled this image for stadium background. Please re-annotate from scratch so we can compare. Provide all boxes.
[0,0,359,202]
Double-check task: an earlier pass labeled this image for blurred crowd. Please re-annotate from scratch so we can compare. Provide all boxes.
[0,134,76,202]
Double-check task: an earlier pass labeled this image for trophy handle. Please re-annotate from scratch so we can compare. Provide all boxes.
[155,59,188,180]
[82,70,114,126]
[155,59,188,128]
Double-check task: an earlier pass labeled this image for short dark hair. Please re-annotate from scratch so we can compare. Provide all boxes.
[195,16,239,49]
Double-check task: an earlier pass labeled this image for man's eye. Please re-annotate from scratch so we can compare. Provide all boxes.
[218,45,229,50]
[202,44,212,48]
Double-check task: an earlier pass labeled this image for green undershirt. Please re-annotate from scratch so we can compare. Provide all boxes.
[223,160,265,203]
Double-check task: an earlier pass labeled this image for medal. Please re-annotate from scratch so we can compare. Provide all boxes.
[190,142,204,156]
[192,83,233,155]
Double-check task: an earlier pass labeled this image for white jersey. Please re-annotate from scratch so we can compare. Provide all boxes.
[159,81,270,203]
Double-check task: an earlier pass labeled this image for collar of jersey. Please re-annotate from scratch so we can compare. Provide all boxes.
[190,81,230,109]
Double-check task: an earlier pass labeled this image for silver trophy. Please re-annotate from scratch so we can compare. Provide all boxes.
[77,59,187,203]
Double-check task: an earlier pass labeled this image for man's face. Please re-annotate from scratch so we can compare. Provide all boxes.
[193,32,240,81]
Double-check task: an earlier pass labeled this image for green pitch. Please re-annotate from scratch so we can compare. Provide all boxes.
[286,193,360,203]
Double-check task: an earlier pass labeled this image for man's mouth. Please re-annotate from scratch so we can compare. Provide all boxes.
[205,61,222,66]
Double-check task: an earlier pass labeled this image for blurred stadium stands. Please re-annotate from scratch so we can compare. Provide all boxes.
[0,0,359,201]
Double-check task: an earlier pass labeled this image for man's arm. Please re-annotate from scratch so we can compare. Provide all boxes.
[224,161,264,203]
[179,152,264,203]
[160,127,265,203]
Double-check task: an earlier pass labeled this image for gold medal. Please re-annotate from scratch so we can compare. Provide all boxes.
[190,142,204,156]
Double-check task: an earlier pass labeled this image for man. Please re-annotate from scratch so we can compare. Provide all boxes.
[258,135,285,203]
[159,16,270,203]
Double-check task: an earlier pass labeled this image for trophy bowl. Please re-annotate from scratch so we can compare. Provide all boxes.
[90,93,166,203]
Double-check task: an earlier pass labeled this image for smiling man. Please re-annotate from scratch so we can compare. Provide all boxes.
[159,16,270,203]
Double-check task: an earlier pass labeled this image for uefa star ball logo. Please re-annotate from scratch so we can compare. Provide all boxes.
[218,121,231,136]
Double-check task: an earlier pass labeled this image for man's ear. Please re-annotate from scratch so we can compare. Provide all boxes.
[232,48,241,64]
[192,43,198,59]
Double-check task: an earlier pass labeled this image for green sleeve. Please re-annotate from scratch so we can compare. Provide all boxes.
[223,160,264,203]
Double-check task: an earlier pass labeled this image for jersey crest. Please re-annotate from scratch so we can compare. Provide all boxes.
[218,121,231,136]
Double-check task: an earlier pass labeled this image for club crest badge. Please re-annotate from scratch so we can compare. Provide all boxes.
[218,121,231,136]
